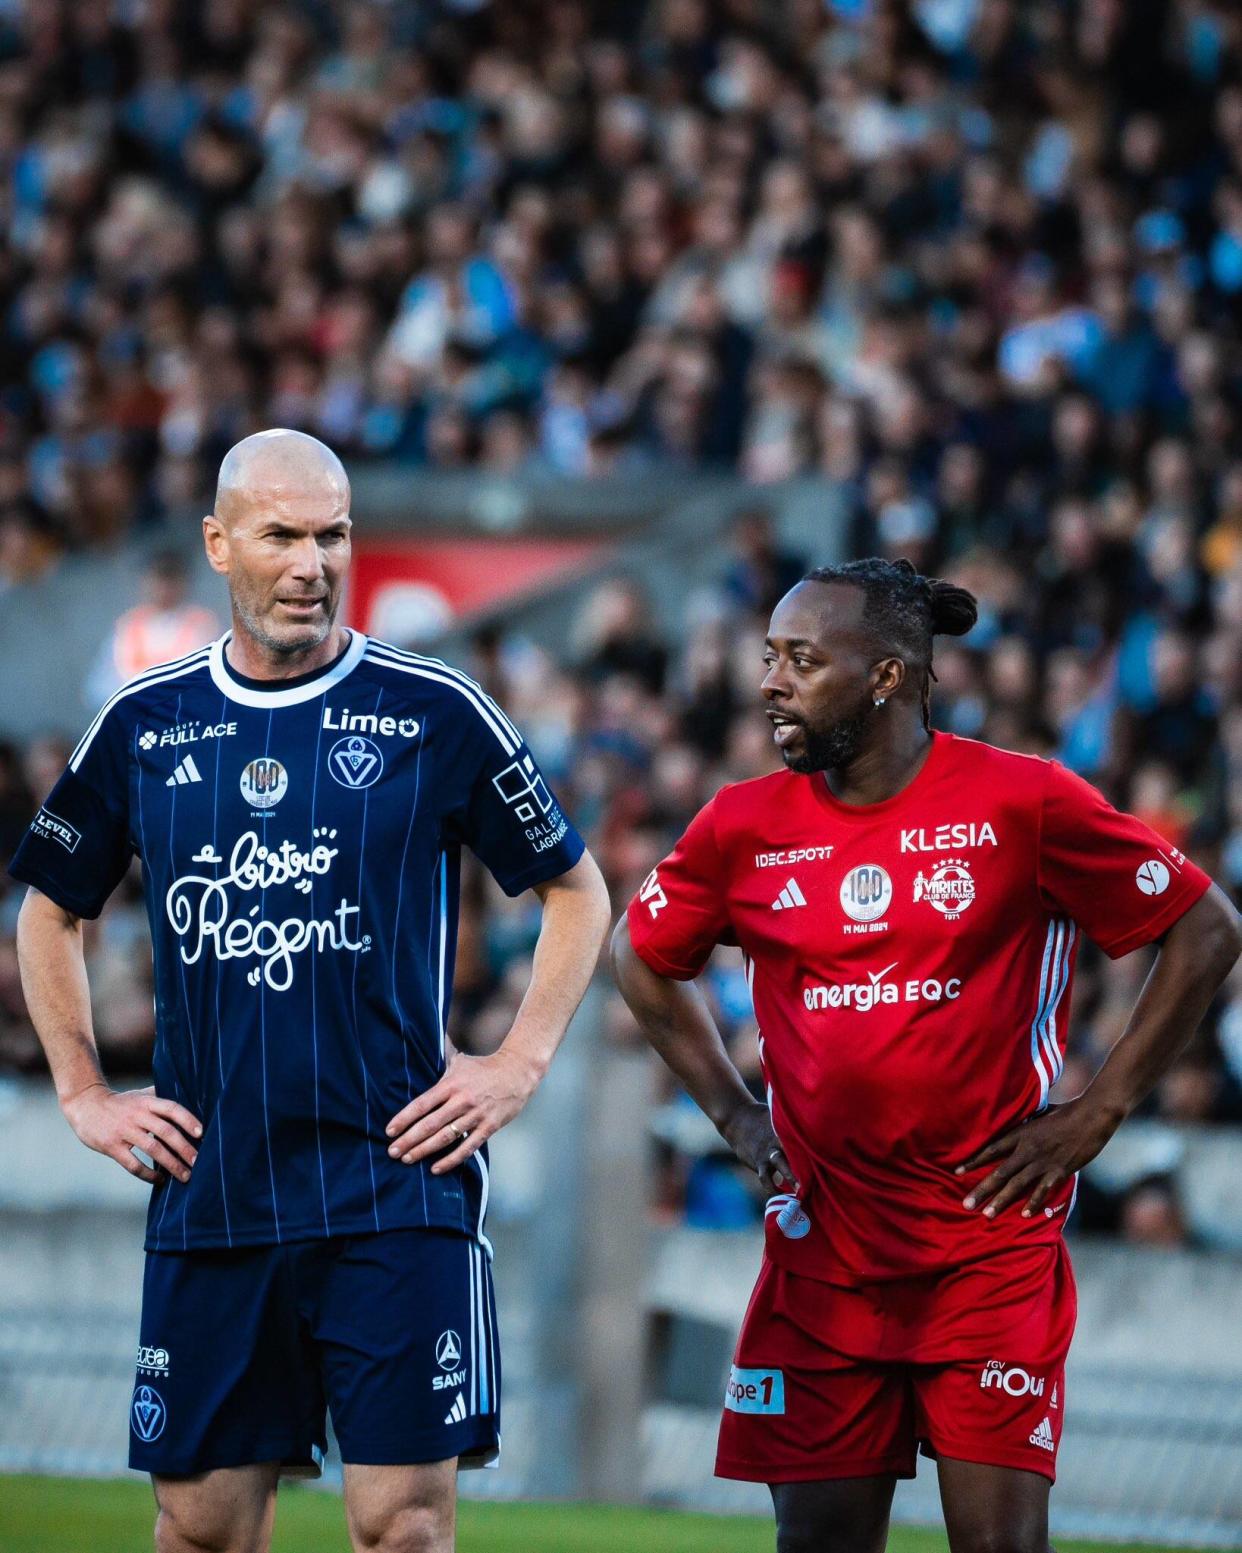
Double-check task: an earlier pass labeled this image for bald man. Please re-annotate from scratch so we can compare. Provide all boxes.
[11,430,611,1553]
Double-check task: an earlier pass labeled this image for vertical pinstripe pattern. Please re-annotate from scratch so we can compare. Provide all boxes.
[307,698,331,1236]
[350,688,384,1233]
[258,708,283,1242]
[209,693,233,1246]
[391,720,427,1101]
[437,860,448,1065]
[136,725,173,1251]
[166,692,197,1250]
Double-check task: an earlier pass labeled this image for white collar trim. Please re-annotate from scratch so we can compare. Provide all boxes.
[208,630,369,708]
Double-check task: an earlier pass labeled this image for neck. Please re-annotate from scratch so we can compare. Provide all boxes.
[224,616,348,681]
[821,715,933,806]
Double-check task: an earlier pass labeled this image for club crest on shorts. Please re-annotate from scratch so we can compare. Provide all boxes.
[131,1384,167,1442]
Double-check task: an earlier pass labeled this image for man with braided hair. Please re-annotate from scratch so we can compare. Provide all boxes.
[614,557,1240,1552]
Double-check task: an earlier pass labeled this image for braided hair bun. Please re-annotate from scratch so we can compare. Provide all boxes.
[926,577,978,639]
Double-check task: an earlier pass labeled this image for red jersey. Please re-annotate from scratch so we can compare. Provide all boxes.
[627,732,1210,1285]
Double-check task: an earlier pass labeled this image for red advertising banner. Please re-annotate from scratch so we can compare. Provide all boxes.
[348,536,609,643]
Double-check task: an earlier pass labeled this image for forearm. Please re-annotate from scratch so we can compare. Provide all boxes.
[611,920,754,1138]
[15,888,105,1107]
[501,851,612,1081]
[1087,885,1242,1120]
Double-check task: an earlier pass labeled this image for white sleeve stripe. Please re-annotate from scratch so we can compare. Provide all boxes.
[69,649,213,772]
[362,650,518,755]
[364,641,523,746]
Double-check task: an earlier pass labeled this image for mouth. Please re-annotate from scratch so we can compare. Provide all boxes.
[767,710,804,749]
[276,597,326,615]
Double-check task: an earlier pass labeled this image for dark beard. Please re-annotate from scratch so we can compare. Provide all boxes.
[781,698,873,774]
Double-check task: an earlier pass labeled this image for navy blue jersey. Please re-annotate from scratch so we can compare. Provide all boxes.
[10,631,584,1252]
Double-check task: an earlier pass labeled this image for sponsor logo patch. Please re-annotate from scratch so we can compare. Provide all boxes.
[913,857,976,919]
[492,754,569,853]
[436,1330,462,1371]
[1029,1416,1056,1452]
[804,963,961,1012]
[755,846,833,868]
[900,822,997,853]
[724,1366,785,1415]
[771,878,807,912]
[165,754,203,787]
[140,721,237,751]
[166,829,368,992]
[31,808,81,853]
[639,868,667,918]
[1136,858,1170,897]
[322,707,420,738]
[136,1345,171,1377]
[980,1361,1045,1397]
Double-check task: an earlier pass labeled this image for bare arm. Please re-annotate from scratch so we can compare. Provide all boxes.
[385,849,613,1173]
[961,883,1242,1217]
[610,915,796,1194]
[16,886,201,1183]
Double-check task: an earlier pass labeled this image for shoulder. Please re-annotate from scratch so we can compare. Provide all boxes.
[936,732,1055,796]
[69,640,216,772]
[706,769,803,834]
[358,638,524,756]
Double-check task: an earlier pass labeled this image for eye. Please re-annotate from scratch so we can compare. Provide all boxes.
[793,656,814,669]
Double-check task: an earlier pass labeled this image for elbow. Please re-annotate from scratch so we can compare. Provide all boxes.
[609,914,632,983]
[1183,885,1242,978]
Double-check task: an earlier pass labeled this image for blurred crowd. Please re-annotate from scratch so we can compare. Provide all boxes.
[2,0,1242,1246]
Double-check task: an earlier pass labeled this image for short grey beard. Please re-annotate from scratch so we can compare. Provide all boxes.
[231,589,337,659]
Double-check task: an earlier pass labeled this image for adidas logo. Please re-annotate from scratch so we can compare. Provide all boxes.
[165,754,203,787]
[1029,1416,1055,1452]
[444,1392,467,1426]
[771,878,807,912]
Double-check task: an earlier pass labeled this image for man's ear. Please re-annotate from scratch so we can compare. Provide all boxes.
[202,514,229,577]
[872,656,905,700]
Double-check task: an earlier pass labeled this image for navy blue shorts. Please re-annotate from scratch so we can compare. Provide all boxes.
[129,1229,499,1476]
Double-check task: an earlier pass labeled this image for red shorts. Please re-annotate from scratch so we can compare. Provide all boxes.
[716,1241,1076,1485]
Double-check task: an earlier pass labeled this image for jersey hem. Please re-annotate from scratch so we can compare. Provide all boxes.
[715,1452,917,1483]
[1091,870,1211,959]
[143,1214,489,1253]
[920,1441,1057,1484]
[6,859,107,920]
[625,918,705,981]
[495,830,586,897]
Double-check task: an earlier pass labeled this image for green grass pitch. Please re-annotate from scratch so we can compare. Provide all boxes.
[0,1477,1212,1553]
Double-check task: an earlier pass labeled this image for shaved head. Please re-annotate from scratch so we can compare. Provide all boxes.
[203,429,353,674]
[214,429,350,529]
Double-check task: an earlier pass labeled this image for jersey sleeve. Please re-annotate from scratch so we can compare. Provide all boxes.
[1037,761,1212,958]
[452,719,585,896]
[626,797,731,980]
[8,706,134,918]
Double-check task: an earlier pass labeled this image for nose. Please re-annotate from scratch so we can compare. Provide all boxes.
[290,535,325,584]
[762,661,790,699]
